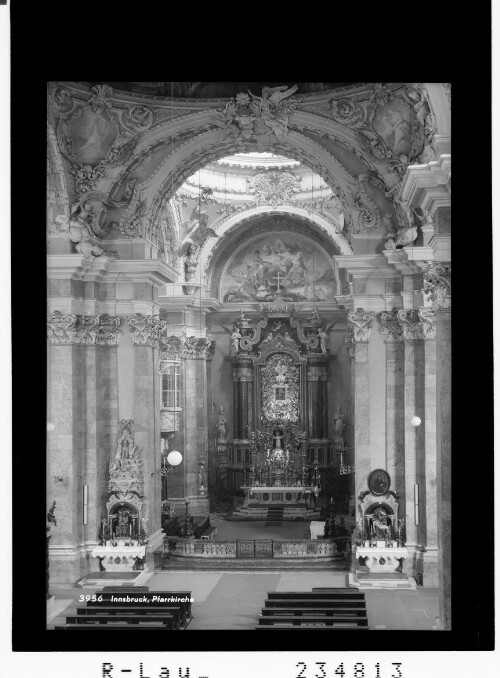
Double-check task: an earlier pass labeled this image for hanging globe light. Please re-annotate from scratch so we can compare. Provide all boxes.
[166,450,183,467]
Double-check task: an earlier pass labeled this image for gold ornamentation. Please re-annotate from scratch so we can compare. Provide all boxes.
[261,353,299,423]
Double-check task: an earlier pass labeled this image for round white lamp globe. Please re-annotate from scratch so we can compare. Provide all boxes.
[167,450,183,467]
[410,416,421,427]
[46,422,56,432]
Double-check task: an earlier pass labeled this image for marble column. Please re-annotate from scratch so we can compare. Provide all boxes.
[306,360,329,439]
[181,335,213,514]
[129,314,164,559]
[81,315,120,555]
[232,360,254,442]
[398,310,425,551]
[379,310,405,504]
[423,263,451,629]
[47,312,121,583]
[419,308,439,585]
[347,309,374,500]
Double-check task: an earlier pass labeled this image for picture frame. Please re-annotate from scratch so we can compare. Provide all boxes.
[368,468,391,495]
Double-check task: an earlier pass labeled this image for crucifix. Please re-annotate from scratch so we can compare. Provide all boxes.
[272,270,283,292]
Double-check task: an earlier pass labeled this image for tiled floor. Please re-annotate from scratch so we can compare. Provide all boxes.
[48,571,439,630]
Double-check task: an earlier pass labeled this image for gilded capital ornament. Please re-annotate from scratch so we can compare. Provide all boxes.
[397,309,423,341]
[160,335,183,361]
[47,311,78,344]
[181,334,214,359]
[347,308,374,343]
[423,262,451,311]
[128,314,166,347]
[379,308,403,343]
[48,311,121,345]
[418,308,437,340]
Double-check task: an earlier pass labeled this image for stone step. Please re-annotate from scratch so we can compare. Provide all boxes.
[159,556,350,571]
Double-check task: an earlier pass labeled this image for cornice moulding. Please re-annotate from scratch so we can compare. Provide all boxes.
[400,155,451,207]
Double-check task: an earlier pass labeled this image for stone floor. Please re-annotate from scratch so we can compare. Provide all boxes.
[48,570,439,630]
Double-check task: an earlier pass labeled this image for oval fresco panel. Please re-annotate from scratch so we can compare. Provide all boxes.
[372,98,412,157]
[220,233,337,303]
[69,106,117,166]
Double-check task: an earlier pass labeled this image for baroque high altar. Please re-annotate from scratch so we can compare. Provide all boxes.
[217,305,335,517]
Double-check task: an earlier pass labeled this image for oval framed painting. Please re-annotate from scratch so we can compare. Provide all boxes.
[368,469,391,496]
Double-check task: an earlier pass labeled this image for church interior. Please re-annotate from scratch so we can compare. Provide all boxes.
[46,81,452,633]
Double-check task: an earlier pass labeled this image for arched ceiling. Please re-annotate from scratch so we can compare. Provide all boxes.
[47,81,446,264]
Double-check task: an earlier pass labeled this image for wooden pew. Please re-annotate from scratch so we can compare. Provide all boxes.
[256,589,369,630]
[77,605,184,628]
[92,590,193,621]
[55,625,166,630]
[65,614,175,629]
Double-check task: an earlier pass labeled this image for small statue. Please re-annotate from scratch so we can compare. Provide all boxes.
[116,426,133,460]
[215,406,229,442]
[230,328,242,356]
[371,508,391,540]
[47,501,57,527]
[317,323,334,354]
[184,243,199,282]
[333,405,346,436]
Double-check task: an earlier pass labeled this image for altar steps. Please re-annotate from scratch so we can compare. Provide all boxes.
[231,504,320,521]
[267,507,284,520]
[159,556,350,571]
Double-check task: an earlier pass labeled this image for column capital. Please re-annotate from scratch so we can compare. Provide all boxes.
[47,311,121,345]
[418,308,437,340]
[159,334,216,361]
[128,313,166,347]
[423,262,451,311]
[397,309,423,341]
[181,335,214,359]
[379,308,403,343]
[347,308,375,343]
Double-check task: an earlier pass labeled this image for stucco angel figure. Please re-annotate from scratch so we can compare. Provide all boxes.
[180,206,218,255]
[69,201,105,258]
[248,84,299,138]
[221,323,242,356]
[317,323,334,354]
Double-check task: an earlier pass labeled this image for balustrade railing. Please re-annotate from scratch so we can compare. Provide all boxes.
[165,536,349,558]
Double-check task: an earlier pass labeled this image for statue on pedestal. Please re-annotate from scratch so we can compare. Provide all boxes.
[216,406,228,442]
[333,405,346,450]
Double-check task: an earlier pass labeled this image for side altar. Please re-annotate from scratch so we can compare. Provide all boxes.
[349,470,417,590]
[89,420,149,579]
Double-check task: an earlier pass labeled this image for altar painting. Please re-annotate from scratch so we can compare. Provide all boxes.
[221,233,336,303]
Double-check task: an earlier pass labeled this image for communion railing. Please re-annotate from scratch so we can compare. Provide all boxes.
[164,537,348,558]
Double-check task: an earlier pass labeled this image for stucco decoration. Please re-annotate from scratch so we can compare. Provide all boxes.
[247,170,301,205]
[221,232,337,303]
[213,85,301,150]
[423,262,451,311]
[50,83,154,199]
